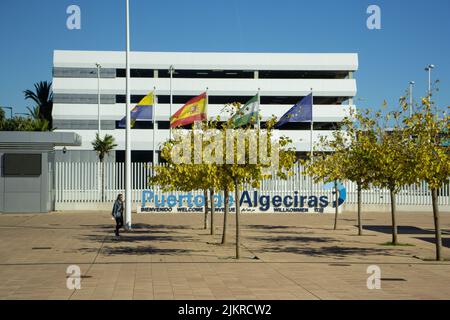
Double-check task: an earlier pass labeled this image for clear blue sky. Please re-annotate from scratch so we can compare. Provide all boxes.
[0,0,449,115]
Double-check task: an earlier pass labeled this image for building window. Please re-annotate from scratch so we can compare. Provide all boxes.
[157,69,254,79]
[258,70,349,79]
[116,69,154,78]
[115,121,155,129]
[53,67,116,78]
[115,95,350,105]
[2,154,42,177]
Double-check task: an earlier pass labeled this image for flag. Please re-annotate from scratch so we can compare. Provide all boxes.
[275,93,313,128]
[118,92,154,128]
[231,94,259,128]
[170,92,207,128]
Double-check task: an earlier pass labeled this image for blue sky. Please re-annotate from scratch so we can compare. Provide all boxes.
[0,0,449,115]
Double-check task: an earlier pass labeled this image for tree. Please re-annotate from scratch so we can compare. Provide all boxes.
[404,97,449,260]
[91,133,117,201]
[309,109,378,235]
[27,106,40,119]
[370,107,416,245]
[24,81,53,129]
[150,130,220,234]
[306,149,346,230]
[227,116,296,258]
[151,112,297,259]
[0,108,50,132]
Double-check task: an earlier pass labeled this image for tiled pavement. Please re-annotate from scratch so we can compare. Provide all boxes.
[0,211,449,300]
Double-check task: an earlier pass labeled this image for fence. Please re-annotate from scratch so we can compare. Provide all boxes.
[54,162,450,207]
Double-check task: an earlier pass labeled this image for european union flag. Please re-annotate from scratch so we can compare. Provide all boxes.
[275,94,313,128]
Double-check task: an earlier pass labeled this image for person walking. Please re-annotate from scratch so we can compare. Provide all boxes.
[112,194,124,237]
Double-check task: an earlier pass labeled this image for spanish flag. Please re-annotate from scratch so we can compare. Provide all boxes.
[118,92,154,128]
[170,92,207,128]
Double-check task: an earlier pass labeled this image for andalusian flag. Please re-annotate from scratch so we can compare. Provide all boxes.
[170,92,207,128]
[231,94,259,128]
[118,92,154,128]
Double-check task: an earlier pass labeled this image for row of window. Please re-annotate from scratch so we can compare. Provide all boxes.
[53,120,341,130]
[117,95,349,105]
[116,69,350,79]
[118,121,340,130]
[53,94,350,105]
[54,67,350,80]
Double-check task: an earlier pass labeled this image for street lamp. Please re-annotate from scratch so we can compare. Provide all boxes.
[169,65,174,140]
[409,81,415,117]
[425,64,435,98]
[14,112,29,117]
[0,106,13,118]
[95,63,102,136]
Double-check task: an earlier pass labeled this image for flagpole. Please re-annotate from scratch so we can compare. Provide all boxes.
[310,88,314,161]
[257,88,261,129]
[169,65,174,140]
[206,87,209,121]
[125,0,132,229]
[153,87,157,165]
[310,88,314,206]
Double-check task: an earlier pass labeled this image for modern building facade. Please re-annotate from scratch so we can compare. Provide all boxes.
[52,50,358,162]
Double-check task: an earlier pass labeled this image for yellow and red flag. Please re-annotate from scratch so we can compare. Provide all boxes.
[170,92,207,128]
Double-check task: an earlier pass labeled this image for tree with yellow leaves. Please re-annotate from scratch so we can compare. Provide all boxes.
[307,108,378,235]
[404,97,449,260]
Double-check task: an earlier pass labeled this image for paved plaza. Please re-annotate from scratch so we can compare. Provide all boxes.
[0,210,449,300]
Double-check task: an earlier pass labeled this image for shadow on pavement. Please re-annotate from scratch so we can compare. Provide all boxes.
[363,225,436,235]
[99,246,199,256]
[81,233,194,244]
[414,237,450,248]
[259,245,402,258]
[245,224,292,230]
[250,235,336,243]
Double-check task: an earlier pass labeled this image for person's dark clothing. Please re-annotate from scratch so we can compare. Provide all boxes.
[112,199,124,236]
[115,216,124,236]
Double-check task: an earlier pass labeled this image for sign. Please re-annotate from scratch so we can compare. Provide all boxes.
[139,184,346,214]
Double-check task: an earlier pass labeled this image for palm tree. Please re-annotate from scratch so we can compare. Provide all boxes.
[92,134,118,201]
[24,81,53,129]
[27,106,40,119]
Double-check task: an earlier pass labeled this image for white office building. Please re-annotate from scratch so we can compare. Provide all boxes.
[52,50,358,162]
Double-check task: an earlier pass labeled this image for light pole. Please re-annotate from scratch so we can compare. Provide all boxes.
[169,65,174,140]
[409,81,415,117]
[0,106,13,118]
[95,63,102,136]
[425,64,434,99]
[125,0,132,230]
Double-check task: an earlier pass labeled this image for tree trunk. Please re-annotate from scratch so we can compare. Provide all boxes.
[210,188,215,235]
[221,186,229,245]
[431,188,443,261]
[333,180,339,230]
[203,190,208,230]
[101,161,105,202]
[389,187,398,245]
[234,180,241,259]
[357,182,362,235]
